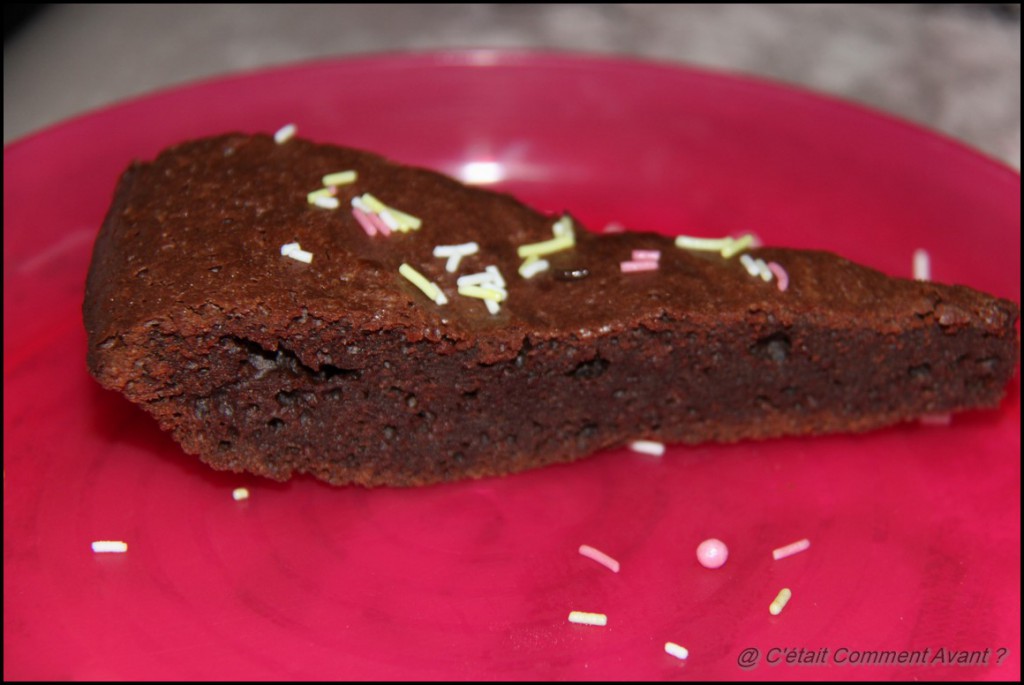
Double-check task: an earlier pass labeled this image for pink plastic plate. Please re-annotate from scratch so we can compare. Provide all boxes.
[4,51,1020,680]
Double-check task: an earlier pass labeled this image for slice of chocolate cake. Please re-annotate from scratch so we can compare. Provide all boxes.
[82,134,1020,486]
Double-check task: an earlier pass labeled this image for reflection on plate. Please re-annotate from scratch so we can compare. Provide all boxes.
[4,51,1020,680]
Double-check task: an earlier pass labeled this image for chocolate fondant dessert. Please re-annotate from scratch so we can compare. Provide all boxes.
[83,134,1020,486]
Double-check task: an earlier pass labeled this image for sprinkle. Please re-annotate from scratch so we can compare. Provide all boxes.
[367,211,392,237]
[602,222,626,234]
[434,242,480,273]
[739,254,773,281]
[322,170,357,187]
[664,642,689,661]
[283,245,313,263]
[552,215,575,238]
[767,261,789,292]
[696,538,729,569]
[458,284,506,302]
[578,544,621,573]
[456,266,506,289]
[352,207,378,236]
[913,248,931,281]
[568,611,607,627]
[517,234,575,259]
[674,233,755,258]
[307,187,336,203]
[772,538,811,561]
[517,216,576,259]
[232,487,250,501]
[274,123,297,144]
[399,263,447,305]
[383,206,422,231]
[519,256,550,279]
[281,242,313,263]
[360,192,387,214]
[312,196,340,210]
[620,260,659,273]
[91,540,128,553]
[484,299,502,315]
[632,249,661,262]
[920,413,952,426]
[629,440,665,456]
[769,588,793,615]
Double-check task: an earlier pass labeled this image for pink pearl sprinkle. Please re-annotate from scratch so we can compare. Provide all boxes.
[632,249,661,262]
[620,260,659,273]
[696,538,729,569]
[767,261,789,292]
[352,207,378,237]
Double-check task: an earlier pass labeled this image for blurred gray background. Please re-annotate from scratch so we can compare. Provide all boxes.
[4,4,1020,168]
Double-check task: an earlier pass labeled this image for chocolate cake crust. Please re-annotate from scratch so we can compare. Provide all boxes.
[83,134,1020,486]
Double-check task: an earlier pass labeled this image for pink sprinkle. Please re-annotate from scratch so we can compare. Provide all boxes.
[620,260,659,273]
[632,249,661,262]
[603,222,625,233]
[696,538,728,569]
[920,413,952,426]
[579,544,621,573]
[772,538,811,561]
[368,211,392,237]
[767,261,789,292]
[352,207,378,237]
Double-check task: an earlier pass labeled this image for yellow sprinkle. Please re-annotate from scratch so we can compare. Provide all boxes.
[517,234,574,259]
[769,588,793,615]
[674,233,755,258]
[360,193,387,214]
[322,170,357,187]
[721,234,755,258]
[386,206,422,231]
[552,215,575,238]
[399,263,447,305]
[458,285,506,302]
[307,187,335,204]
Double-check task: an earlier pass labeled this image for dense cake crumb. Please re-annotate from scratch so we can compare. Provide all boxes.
[83,134,1020,486]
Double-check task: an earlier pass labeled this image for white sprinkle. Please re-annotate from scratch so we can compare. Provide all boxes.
[434,242,480,273]
[519,257,550,279]
[232,487,250,501]
[312,196,340,210]
[629,440,665,457]
[91,540,128,553]
[484,298,501,315]
[273,123,297,144]
[280,242,301,256]
[739,253,761,277]
[739,253,774,281]
[568,611,607,627]
[579,544,621,573]
[457,267,505,289]
[433,242,480,258]
[377,208,401,231]
[913,248,931,281]
[351,196,371,213]
[772,538,811,561]
[286,248,313,264]
[664,642,689,661]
